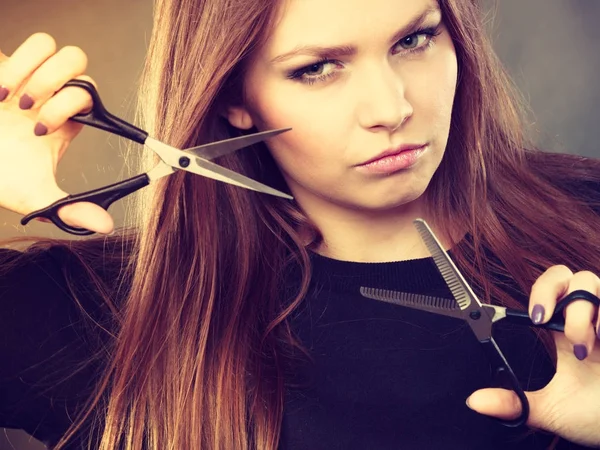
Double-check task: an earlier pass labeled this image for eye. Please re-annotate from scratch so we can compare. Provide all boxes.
[287,59,341,85]
[392,26,441,55]
[303,62,330,76]
[398,33,428,50]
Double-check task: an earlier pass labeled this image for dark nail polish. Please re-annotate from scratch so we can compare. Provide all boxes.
[19,94,34,110]
[34,122,48,136]
[574,345,588,361]
[531,304,545,324]
[0,86,8,102]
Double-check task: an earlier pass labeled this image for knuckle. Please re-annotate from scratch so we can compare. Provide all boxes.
[59,46,88,69]
[532,265,573,289]
[562,326,584,345]
[36,107,60,131]
[571,270,599,283]
[549,264,573,276]
[29,32,57,54]
[534,264,573,284]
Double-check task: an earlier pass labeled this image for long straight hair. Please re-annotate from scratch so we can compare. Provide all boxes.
[4,0,600,449]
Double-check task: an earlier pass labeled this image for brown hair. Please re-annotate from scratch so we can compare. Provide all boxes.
[3,0,600,449]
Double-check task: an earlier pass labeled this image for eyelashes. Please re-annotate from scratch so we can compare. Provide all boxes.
[286,24,443,86]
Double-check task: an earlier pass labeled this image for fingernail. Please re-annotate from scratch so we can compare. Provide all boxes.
[597,327,600,340]
[465,397,473,410]
[19,93,34,110]
[34,122,48,136]
[574,344,588,361]
[531,304,545,324]
[0,86,8,102]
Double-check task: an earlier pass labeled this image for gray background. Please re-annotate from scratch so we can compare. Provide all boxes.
[1,0,599,448]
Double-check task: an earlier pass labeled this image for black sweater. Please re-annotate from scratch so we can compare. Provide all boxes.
[0,242,595,450]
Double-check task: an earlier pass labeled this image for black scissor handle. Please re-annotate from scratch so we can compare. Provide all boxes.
[477,289,600,428]
[480,337,530,428]
[554,289,600,315]
[21,173,150,235]
[504,289,600,332]
[64,79,148,144]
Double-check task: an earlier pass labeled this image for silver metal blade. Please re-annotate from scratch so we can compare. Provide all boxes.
[182,128,291,160]
[360,287,465,320]
[145,137,293,199]
[413,219,496,341]
[360,287,506,323]
[413,219,480,310]
[193,157,292,198]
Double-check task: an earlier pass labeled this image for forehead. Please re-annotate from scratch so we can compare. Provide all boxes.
[265,0,440,55]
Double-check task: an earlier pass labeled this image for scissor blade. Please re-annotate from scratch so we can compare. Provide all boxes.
[413,219,482,311]
[146,137,293,199]
[182,128,291,160]
[192,157,293,198]
[359,287,465,320]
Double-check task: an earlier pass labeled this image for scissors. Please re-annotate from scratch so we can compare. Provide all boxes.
[20,79,293,236]
[360,218,600,428]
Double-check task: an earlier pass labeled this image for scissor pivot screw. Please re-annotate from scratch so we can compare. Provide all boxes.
[469,311,481,320]
[179,157,191,168]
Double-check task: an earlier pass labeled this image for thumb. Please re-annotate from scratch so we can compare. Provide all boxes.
[466,388,549,430]
[21,186,115,235]
[56,201,115,235]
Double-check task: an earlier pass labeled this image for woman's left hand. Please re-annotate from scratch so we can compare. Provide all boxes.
[465,265,600,447]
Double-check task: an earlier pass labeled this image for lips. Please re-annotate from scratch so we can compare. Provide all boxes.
[358,144,427,166]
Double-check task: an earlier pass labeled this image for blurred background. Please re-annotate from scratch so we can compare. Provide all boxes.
[1,0,599,448]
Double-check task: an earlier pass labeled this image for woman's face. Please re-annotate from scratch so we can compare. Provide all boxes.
[228,0,458,218]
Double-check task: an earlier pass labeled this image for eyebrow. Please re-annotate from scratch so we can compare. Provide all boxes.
[270,5,442,64]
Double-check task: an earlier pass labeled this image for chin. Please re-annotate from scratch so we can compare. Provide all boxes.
[348,188,428,214]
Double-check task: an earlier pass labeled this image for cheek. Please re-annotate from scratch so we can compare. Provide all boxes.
[247,85,347,168]
[412,47,458,137]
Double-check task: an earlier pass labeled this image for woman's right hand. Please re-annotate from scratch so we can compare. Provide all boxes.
[0,33,114,234]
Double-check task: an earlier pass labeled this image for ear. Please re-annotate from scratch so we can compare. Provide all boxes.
[225,105,255,130]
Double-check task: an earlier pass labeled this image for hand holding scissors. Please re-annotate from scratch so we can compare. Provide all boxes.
[19,79,292,235]
[361,219,600,445]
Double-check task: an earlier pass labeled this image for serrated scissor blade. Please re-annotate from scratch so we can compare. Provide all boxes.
[359,286,465,320]
[413,219,480,310]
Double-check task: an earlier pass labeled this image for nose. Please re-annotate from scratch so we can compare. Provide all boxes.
[355,62,413,133]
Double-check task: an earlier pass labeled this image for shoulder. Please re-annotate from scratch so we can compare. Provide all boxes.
[0,235,131,356]
[0,236,132,309]
[0,237,131,441]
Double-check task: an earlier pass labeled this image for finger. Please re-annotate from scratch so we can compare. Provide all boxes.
[562,271,600,360]
[529,265,573,324]
[466,388,522,421]
[597,305,600,342]
[21,186,114,235]
[56,202,115,235]
[34,75,95,136]
[0,51,8,101]
[0,33,57,103]
[18,45,89,111]
[466,388,556,432]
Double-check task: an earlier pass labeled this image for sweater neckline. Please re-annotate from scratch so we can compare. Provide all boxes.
[306,247,460,296]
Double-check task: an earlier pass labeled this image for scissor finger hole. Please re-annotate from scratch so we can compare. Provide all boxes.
[37,83,95,134]
[558,290,599,350]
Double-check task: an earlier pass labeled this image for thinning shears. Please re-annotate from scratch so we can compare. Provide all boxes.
[360,218,600,428]
[21,79,292,236]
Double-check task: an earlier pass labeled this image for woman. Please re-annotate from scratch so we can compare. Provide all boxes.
[1,0,600,449]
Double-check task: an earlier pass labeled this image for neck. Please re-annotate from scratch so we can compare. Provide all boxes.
[300,197,456,263]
